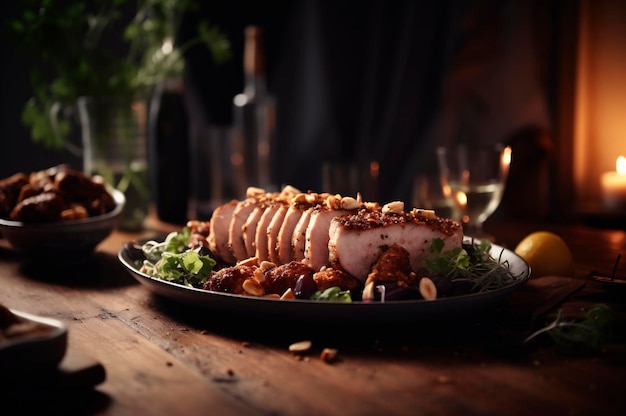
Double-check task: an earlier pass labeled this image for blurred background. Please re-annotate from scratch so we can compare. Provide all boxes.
[1,0,625,224]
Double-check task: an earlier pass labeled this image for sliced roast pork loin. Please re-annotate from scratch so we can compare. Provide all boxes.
[254,202,283,263]
[276,192,330,265]
[242,204,265,259]
[251,186,302,263]
[276,204,307,264]
[266,204,289,264]
[303,194,377,271]
[328,206,463,282]
[303,205,356,272]
[207,200,239,265]
[228,197,260,262]
[290,207,314,262]
[213,185,300,264]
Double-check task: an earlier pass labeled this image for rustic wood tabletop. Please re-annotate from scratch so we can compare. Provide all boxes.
[1,214,625,415]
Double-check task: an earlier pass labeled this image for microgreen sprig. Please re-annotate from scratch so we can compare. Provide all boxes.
[524,303,613,355]
[425,238,520,292]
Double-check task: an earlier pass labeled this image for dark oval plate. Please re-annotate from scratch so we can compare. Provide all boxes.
[118,239,531,324]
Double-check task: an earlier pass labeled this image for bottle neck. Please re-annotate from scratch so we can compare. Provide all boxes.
[243,26,267,98]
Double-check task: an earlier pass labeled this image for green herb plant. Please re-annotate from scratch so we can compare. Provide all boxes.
[524,303,613,355]
[6,0,231,148]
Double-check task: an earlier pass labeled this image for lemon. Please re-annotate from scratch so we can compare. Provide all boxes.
[514,231,574,278]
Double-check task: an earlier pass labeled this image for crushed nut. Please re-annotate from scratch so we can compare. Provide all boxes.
[320,348,338,363]
[242,279,265,297]
[259,260,276,272]
[305,193,319,204]
[281,185,301,195]
[238,257,259,267]
[280,288,296,300]
[288,340,312,354]
[246,186,266,199]
[340,196,359,210]
[364,201,379,211]
[253,268,266,283]
[419,277,437,300]
[382,201,404,214]
[326,194,342,210]
[292,193,308,204]
[411,208,437,219]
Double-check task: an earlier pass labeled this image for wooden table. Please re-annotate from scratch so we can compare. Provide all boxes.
[1,215,625,415]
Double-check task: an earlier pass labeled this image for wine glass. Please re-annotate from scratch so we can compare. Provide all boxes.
[412,172,462,220]
[436,143,512,241]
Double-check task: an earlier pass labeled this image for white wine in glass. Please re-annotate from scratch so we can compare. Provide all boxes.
[437,143,512,240]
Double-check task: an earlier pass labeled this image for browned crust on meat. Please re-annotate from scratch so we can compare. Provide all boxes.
[333,208,461,236]
[365,244,418,287]
[203,265,256,294]
[313,268,362,291]
[262,261,315,295]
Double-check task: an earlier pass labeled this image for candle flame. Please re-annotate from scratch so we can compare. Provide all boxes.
[617,156,626,176]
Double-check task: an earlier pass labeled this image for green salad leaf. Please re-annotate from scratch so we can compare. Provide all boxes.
[141,227,216,288]
[165,227,192,254]
[151,251,216,288]
[311,287,352,302]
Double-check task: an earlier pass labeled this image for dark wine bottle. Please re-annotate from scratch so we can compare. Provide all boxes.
[232,26,277,196]
[148,78,190,224]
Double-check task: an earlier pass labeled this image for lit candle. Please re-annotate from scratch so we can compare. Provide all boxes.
[601,156,626,211]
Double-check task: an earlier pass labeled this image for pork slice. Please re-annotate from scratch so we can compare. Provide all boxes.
[255,203,282,263]
[277,205,306,264]
[303,206,354,271]
[208,200,238,265]
[242,205,265,258]
[228,198,259,263]
[328,210,464,282]
[267,204,289,264]
[291,207,314,262]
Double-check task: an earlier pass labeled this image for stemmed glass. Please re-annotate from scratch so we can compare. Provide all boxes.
[437,143,512,241]
[412,172,461,221]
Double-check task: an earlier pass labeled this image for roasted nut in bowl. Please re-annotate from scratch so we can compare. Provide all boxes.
[0,188,125,262]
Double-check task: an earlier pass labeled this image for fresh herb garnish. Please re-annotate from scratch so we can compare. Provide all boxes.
[311,287,352,302]
[524,304,613,355]
[425,238,519,292]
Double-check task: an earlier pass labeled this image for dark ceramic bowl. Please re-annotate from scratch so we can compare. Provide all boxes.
[0,188,125,262]
[0,307,68,373]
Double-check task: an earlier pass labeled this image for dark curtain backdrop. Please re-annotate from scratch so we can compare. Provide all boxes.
[183,0,556,204]
[2,0,563,206]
